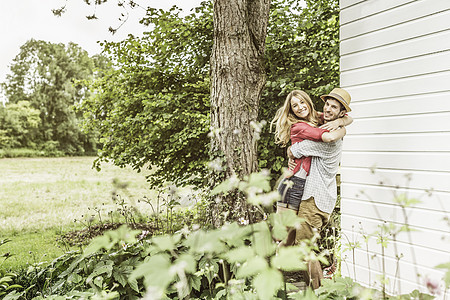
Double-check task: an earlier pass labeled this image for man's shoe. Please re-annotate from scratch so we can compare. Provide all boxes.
[323,259,337,279]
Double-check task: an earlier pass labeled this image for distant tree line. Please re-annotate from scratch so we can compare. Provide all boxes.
[0,39,109,156]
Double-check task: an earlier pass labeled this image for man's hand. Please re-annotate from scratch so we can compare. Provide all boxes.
[319,118,342,131]
[288,158,296,171]
[287,146,295,159]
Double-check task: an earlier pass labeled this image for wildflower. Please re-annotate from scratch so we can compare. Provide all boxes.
[424,276,441,295]
[250,120,267,140]
[179,226,190,236]
[238,217,249,225]
[138,230,150,241]
[208,158,223,172]
[208,126,222,138]
[167,184,178,196]
[121,242,128,250]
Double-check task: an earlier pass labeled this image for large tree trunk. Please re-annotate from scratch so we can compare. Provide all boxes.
[210,0,271,225]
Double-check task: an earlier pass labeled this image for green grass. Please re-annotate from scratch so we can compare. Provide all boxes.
[0,156,154,271]
[1,230,70,271]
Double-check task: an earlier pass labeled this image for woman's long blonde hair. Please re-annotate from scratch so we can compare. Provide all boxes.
[271,90,319,147]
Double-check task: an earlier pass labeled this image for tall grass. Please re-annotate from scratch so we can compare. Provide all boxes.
[0,157,154,270]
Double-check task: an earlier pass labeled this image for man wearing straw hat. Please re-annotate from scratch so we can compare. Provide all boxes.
[286,87,352,289]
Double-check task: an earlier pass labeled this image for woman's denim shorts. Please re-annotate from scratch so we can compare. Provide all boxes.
[277,176,306,211]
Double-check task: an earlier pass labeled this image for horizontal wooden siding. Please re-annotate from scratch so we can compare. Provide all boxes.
[339,0,450,296]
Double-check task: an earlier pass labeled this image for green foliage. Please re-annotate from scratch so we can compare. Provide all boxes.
[80,3,212,187]
[315,278,437,300]
[6,170,325,299]
[1,39,109,155]
[5,169,448,299]
[0,148,59,158]
[260,0,340,175]
[0,101,40,149]
[339,180,447,299]
[435,262,450,289]
[10,211,315,299]
[80,0,340,188]
[0,240,23,298]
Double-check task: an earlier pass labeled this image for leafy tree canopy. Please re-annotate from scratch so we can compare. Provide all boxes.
[1,39,110,154]
[80,0,339,187]
[0,101,40,149]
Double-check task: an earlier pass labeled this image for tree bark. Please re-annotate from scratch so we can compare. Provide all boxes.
[210,0,271,225]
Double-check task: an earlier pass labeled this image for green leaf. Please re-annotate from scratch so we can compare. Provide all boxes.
[223,246,255,263]
[93,275,104,288]
[183,229,226,254]
[293,287,318,299]
[252,222,276,258]
[247,191,280,207]
[175,253,197,274]
[130,253,174,291]
[113,265,133,287]
[67,273,83,284]
[110,225,141,244]
[436,262,450,269]
[436,262,450,287]
[270,208,303,228]
[240,171,272,193]
[253,268,283,300]
[393,193,421,207]
[198,257,220,285]
[128,277,140,293]
[215,288,227,299]
[86,260,114,284]
[0,277,12,284]
[271,246,307,271]
[220,222,252,248]
[236,256,268,278]
[82,235,111,257]
[271,211,302,241]
[189,275,202,292]
[5,284,23,290]
[151,233,181,252]
[211,176,239,195]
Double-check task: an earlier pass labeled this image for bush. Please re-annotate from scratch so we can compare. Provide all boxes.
[0,239,22,298]
[4,171,325,299]
[0,147,67,158]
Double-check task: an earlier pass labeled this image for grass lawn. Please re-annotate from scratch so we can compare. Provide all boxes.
[0,156,155,271]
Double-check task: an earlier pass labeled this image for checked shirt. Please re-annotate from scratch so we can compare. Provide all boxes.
[290,138,343,214]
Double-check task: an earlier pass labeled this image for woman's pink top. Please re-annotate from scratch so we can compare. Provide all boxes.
[290,120,328,176]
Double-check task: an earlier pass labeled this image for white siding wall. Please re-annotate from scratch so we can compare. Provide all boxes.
[339,0,450,296]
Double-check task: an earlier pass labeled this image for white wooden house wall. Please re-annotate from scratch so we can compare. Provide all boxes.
[339,0,450,296]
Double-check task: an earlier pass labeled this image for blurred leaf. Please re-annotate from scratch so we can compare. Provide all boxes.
[252,222,276,257]
[253,268,283,300]
[236,256,268,278]
[151,233,182,252]
[223,246,255,263]
[271,246,307,271]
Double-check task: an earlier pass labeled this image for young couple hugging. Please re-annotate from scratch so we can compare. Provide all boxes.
[272,88,352,289]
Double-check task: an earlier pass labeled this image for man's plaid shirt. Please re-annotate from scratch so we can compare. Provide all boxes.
[291,138,343,214]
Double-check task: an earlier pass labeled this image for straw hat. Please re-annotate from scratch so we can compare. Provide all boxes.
[320,88,352,112]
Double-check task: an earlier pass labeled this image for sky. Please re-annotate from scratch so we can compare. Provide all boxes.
[0,0,203,102]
